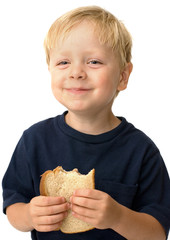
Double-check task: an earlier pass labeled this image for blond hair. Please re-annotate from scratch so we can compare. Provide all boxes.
[44,6,132,68]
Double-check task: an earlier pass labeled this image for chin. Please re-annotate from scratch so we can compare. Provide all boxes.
[64,102,89,112]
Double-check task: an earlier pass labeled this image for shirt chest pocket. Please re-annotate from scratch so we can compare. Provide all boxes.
[97,179,138,208]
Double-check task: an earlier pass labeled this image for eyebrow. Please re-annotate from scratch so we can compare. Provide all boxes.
[54,48,110,57]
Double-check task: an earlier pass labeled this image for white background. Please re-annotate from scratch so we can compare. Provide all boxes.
[0,0,169,239]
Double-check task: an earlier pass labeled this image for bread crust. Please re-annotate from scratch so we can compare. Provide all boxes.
[39,167,95,234]
[39,170,52,196]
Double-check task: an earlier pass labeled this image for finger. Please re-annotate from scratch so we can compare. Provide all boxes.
[36,202,70,216]
[73,189,103,200]
[36,221,63,232]
[37,211,68,225]
[72,211,94,226]
[33,196,66,207]
[71,203,95,218]
[70,196,97,210]
[40,196,66,206]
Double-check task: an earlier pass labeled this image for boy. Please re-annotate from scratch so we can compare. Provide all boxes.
[2,6,170,240]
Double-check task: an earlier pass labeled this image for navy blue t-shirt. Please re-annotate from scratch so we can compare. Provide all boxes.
[2,112,170,239]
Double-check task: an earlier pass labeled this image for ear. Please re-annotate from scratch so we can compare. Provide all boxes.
[117,62,133,91]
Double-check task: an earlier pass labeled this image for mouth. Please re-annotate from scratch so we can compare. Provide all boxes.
[64,88,92,94]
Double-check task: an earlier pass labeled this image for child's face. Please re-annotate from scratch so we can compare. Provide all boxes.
[49,21,128,115]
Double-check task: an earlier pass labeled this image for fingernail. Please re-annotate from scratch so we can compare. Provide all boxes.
[67,202,71,209]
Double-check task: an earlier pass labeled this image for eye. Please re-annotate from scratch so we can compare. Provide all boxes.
[57,61,69,65]
[88,60,102,65]
[87,59,103,68]
[56,60,70,69]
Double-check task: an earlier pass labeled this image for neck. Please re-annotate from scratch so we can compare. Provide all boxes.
[65,110,121,135]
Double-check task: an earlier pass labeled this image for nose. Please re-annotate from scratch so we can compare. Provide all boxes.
[69,64,87,80]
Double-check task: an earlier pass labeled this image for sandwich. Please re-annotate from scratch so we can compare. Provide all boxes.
[40,166,95,233]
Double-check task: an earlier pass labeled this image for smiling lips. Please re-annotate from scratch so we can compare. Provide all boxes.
[65,88,91,94]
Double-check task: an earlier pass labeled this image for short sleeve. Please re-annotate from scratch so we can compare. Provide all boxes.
[2,134,35,214]
[133,148,170,237]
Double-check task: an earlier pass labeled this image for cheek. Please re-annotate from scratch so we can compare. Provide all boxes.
[51,78,56,91]
[50,75,63,100]
[51,79,56,95]
[51,72,62,90]
[96,74,119,94]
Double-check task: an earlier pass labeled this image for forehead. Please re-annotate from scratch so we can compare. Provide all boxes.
[52,21,113,54]
[53,21,96,46]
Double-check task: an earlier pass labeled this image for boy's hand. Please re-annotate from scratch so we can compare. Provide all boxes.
[70,189,121,230]
[28,196,69,232]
